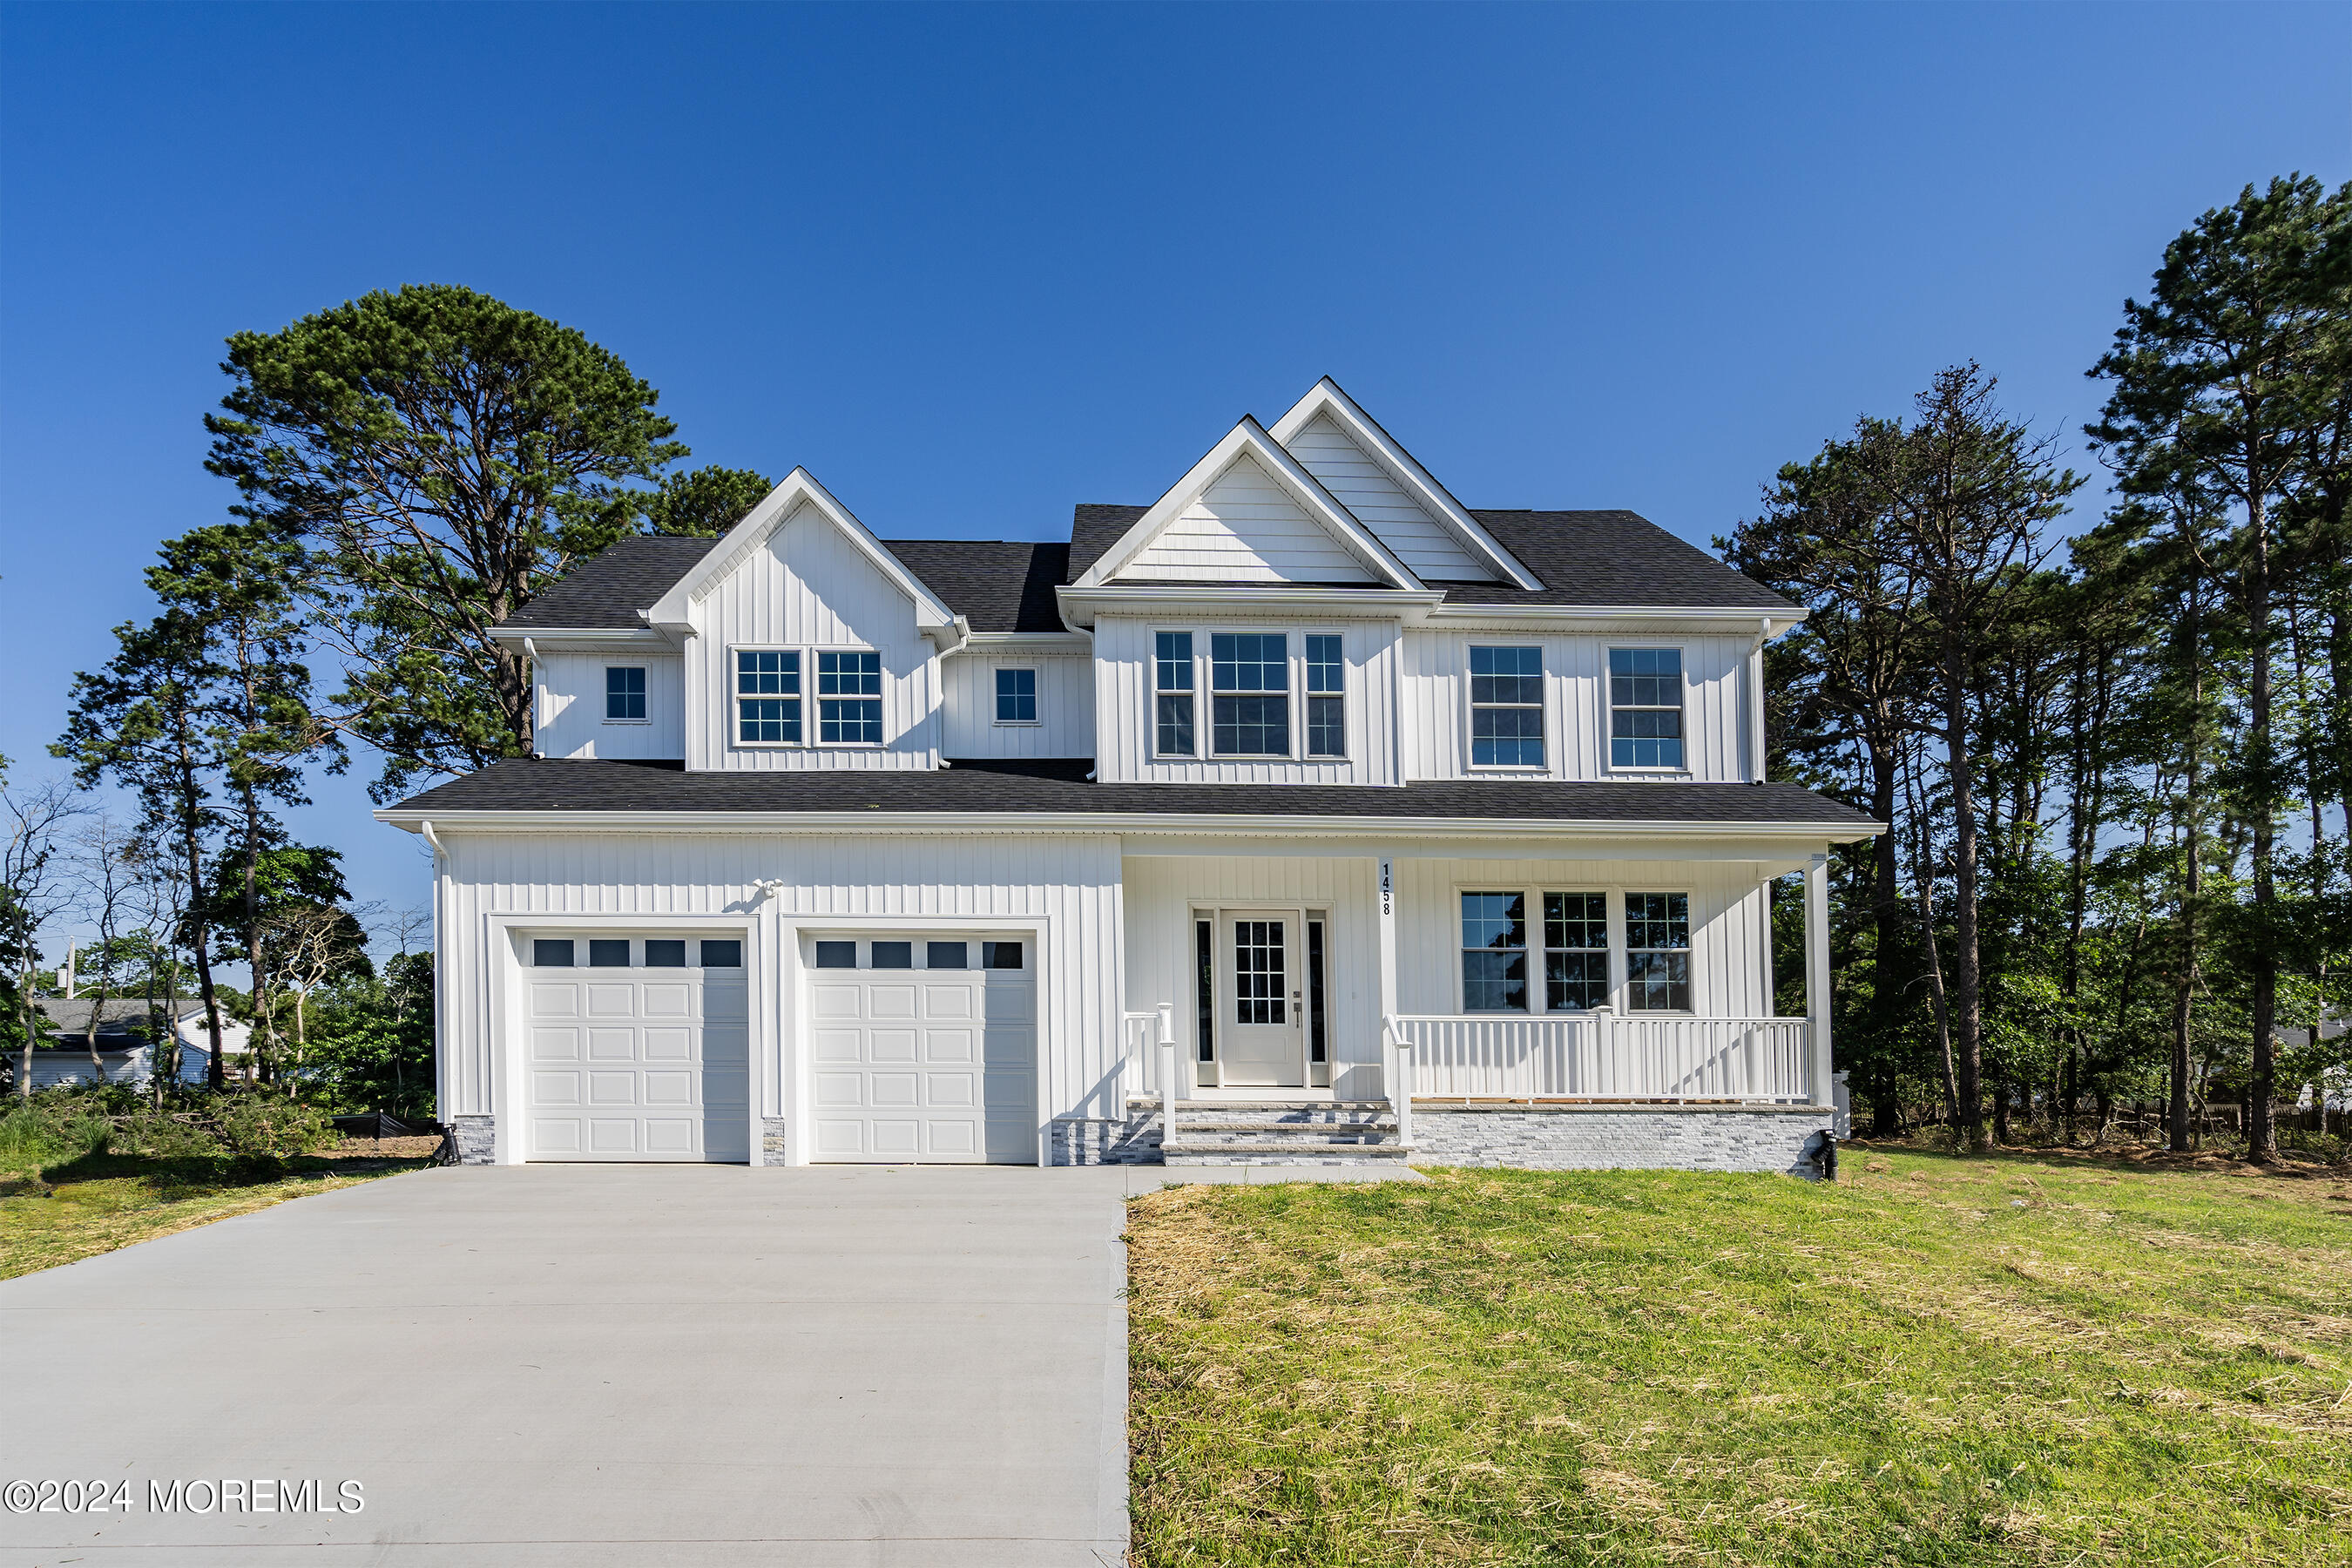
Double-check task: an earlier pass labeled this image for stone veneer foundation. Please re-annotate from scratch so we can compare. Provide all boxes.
[1409,1102,1833,1177]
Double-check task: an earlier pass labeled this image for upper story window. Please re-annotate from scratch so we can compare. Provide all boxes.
[1305,634,1345,759]
[1154,632,1195,757]
[817,652,883,744]
[1211,632,1288,756]
[736,650,801,744]
[994,666,1037,724]
[1469,645,1544,767]
[1543,893,1609,1010]
[1609,648,1685,768]
[605,666,647,721]
[1625,892,1691,1010]
[1460,892,1528,1012]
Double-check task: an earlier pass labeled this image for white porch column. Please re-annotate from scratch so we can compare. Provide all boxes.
[1804,851,1834,1108]
[1376,855,1397,1022]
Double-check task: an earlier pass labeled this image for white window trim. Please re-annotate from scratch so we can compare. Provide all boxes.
[728,644,806,750]
[1603,640,1694,776]
[1301,629,1349,762]
[1205,627,1299,762]
[1463,642,1551,774]
[1621,888,1697,1014]
[1151,628,1199,760]
[1448,882,1696,1017]
[727,644,889,750]
[991,664,1043,727]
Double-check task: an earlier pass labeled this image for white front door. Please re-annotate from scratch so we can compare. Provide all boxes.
[524,939,749,1163]
[807,936,1038,1164]
[1218,911,1305,1088]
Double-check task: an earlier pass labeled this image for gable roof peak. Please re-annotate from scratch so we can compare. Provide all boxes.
[1071,415,1424,591]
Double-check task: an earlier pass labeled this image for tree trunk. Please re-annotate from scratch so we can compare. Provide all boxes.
[2246,498,2279,1164]
[1943,628,1987,1150]
[80,946,113,1082]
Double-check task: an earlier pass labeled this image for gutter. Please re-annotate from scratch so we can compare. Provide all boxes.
[376,805,1884,842]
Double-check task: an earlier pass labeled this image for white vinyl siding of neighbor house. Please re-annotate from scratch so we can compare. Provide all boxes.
[1400,630,1754,782]
[1115,454,1381,584]
[532,652,685,760]
[1279,413,1490,581]
[426,830,1125,1154]
[681,499,943,771]
[1089,615,1404,785]
[938,652,1095,758]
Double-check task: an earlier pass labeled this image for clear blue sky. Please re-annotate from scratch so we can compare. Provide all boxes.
[3,2,2347,963]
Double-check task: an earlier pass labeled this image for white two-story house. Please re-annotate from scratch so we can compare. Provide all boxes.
[380,380,1877,1173]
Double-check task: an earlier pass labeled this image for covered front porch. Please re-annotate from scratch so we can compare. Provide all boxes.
[1108,841,1839,1164]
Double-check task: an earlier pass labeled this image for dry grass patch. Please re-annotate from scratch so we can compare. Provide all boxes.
[1125,1152,2352,1566]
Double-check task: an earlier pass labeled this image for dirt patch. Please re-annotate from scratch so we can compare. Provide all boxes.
[315,1134,445,1162]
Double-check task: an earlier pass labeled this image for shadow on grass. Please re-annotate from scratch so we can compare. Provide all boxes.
[1844,1137,2345,1182]
[31,1149,436,1194]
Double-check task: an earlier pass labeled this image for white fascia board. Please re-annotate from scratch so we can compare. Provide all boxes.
[1074,416,1424,591]
[487,625,675,649]
[644,468,958,633]
[375,806,1884,843]
[1268,378,1542,591]
[1425,605,1805,633]
[959,630,1092,651]
[1056,584,1444,629]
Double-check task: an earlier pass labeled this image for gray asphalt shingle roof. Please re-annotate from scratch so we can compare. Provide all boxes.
[389,757,1876,830]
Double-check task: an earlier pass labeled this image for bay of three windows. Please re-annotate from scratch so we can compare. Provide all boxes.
[735,649,882,746]
[1154,632,1347,760]
[1460,890,1691,1013]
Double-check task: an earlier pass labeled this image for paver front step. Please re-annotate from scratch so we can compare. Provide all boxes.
[1172,1117,1396,1133]
[1128,1098,1390,1114]
[1159,1139,1414,1159]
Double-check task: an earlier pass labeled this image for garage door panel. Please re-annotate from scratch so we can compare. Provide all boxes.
[806,936,1037,1166]
[525,951,747,1163]
[532,1026,582,1062]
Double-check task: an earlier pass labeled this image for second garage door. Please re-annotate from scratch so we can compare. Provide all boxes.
[807,936,1037,1164]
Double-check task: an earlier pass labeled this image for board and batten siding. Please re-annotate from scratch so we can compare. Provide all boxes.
[1091,614,1403,785]
[1402,629,1754,782]
[431,830,1125,1138]
[1122,853,1386,1098]
[1395,855,1775,1019]
[939,651,1096,759]
[683,500,942,772]
[533,652,684,760]
[1117,454,1379,584]
[1280,413,1489,581]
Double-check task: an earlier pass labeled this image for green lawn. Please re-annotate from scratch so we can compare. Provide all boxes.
[1126,1149,2352,1566]
[0,1146,436,1281]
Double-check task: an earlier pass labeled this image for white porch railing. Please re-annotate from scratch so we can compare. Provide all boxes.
[1121,1008,1182,1144]
[1393,1010,1811,1102]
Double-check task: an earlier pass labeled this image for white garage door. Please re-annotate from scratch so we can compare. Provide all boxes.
[525,936,750,1162]
[808,936,1037,1164]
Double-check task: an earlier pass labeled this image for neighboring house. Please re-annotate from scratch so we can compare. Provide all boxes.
[24,998,253,1090]
[380,380,1880,1173]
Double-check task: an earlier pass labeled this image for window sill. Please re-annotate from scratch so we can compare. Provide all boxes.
[603,718,652,727]
[992,720,1043,727]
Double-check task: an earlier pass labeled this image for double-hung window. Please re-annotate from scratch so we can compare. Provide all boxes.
[1543,893,1610,1010]
[1211,632,1289,756]
[995,666,1037,724]
[1625,892,1691,1010]
[817,651,883,744]
[1460,892,1528,1011]
[1154,632,1195,757]
[1609,648,1685,768]
[1304,634,1345,759]
[1470,645,1544,767]
[605,666,646,721]
[736,651,801,744]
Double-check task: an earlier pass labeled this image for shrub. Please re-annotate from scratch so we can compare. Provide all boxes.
[0,1094,115,1177]
[209,1095,338,1159]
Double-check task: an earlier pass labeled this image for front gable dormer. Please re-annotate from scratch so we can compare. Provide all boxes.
[655,470,962,773]
[1074,418,1422,591]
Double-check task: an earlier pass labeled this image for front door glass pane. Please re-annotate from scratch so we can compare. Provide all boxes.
[1233,919,1287,1024]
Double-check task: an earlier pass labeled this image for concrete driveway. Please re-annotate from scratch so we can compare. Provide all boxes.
[0,1165,1152,1567]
